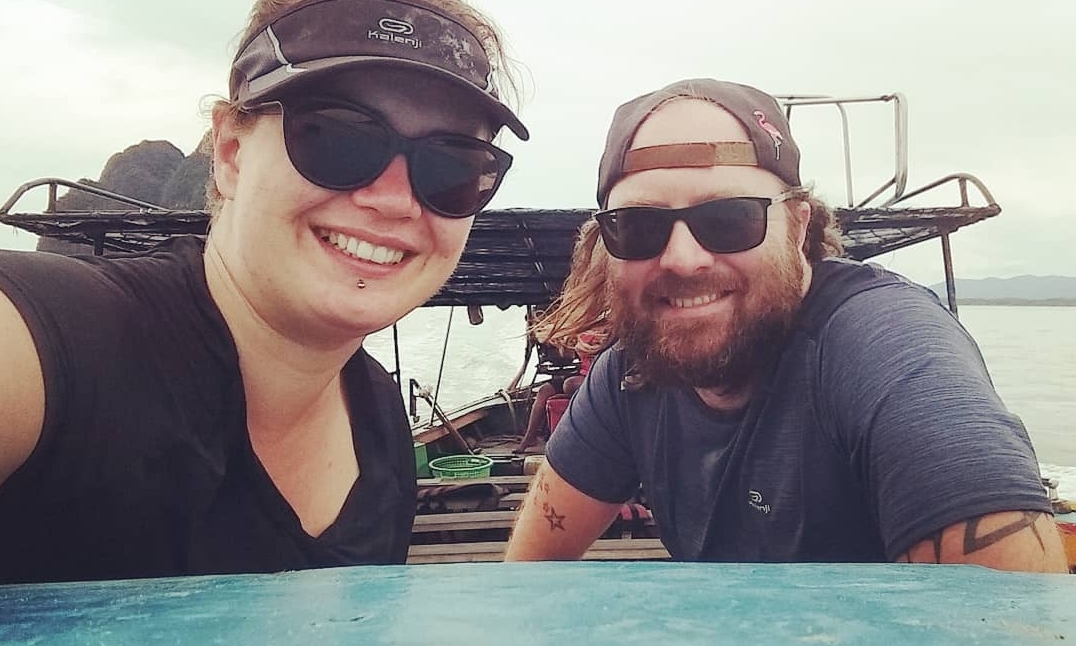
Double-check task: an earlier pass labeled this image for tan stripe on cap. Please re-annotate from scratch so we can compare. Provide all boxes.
[622,142,759,173]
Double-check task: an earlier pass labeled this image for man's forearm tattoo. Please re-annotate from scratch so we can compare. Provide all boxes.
[928,531,944,563]
[963,511,1045,555]
[902,512,1048,563]
[903,530,945,563]
[535,472,551,495]
[543,506,566,531]
[530,471,566,531]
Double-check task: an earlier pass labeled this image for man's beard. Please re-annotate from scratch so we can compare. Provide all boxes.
[607,233,805,391]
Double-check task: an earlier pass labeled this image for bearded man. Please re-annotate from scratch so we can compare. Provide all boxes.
[505,79,1066,572]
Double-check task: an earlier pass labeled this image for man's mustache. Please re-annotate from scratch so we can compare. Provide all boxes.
[640,270,748,302]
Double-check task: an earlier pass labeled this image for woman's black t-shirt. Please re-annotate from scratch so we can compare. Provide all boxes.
[0,237,416,583]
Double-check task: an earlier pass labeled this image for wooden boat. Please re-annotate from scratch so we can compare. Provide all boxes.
[2,92,1072,569]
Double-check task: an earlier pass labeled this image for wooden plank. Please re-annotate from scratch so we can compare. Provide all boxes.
[411,426,448,445]
[417,474,533,489]
[412,408,490,445]
[414,498,658,532]
[406,542,506,564]
[412,510,518,533]
[500,492,527,507]
[406,539,670,564]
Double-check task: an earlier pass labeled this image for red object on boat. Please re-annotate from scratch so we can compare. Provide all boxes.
[1057,514,1076,572]
[545,395,570,434]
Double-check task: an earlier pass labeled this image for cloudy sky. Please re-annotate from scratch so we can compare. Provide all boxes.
[1,0,1073,285]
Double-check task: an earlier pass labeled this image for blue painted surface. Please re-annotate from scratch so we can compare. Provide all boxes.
[0,562,1073,645]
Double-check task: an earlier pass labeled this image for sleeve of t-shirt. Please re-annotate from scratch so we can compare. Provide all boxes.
[544,348,641,503]
[0,252,82,440]
[0,251,130,471]
[816,282,1051,560]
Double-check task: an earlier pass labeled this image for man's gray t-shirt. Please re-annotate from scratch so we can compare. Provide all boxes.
[545,259,1050,561]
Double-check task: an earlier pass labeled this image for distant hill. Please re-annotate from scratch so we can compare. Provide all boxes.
[38,138,210,255]
[929,276,1076,305]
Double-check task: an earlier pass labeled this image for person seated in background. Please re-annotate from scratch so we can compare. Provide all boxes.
[505,78,1067,572]
[516,220,610,453]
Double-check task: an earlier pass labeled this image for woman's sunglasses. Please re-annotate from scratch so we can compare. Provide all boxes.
[245,97,513,218]
[593,192,797,260]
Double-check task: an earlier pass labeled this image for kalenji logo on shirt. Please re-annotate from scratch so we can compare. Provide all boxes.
[753,111,785,161]
[748,490,772,514]
[369,17,422,49]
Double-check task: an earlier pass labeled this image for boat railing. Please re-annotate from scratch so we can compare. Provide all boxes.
[779,93,997,209]
[774,93,908,207]
[0,177,170,214]
[0,177,211,255]
[777,93,1002,315]
[778,93,909,208]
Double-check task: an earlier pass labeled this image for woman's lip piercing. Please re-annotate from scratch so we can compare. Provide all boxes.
[356,279,366,289]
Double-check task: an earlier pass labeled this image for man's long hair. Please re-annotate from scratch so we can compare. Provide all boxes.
[530,219,611,356]
[798,188,844,262]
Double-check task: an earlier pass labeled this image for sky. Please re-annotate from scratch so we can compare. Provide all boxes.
[1,0,1073,286]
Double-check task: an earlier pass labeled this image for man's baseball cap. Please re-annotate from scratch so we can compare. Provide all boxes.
[229,0,529,141]
[596,78,799,206]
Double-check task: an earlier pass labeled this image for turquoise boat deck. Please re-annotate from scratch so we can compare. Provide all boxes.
[1,562,1072,645]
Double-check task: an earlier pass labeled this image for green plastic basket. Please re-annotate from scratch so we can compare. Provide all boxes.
[428,454,494,480]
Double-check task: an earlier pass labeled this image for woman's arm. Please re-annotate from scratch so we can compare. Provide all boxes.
[0,290,45,487]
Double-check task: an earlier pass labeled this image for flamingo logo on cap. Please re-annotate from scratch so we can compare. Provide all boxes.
[753,111,785,161]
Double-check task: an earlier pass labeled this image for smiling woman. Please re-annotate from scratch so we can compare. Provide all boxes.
[0,0,528,584]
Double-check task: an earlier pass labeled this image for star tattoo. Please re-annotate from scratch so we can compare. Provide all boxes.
[544,506,566,531]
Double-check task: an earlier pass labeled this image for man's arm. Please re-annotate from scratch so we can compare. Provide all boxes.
[818,284,1062,573]
[505,461,623,561]
[897,510,1068,572]
[0,290,45,487]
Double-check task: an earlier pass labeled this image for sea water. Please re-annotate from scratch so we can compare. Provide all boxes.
[365,304,1076,498]
[955,306,1076,498]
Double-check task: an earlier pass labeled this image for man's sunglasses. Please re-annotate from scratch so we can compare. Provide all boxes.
[245,97,513,218]
[593,192,797,260]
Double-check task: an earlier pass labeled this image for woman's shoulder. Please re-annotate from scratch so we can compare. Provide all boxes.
[0,237,205,300]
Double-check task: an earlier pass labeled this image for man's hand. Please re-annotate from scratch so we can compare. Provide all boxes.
[897,510,1068,572]
[504,461,622,561]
